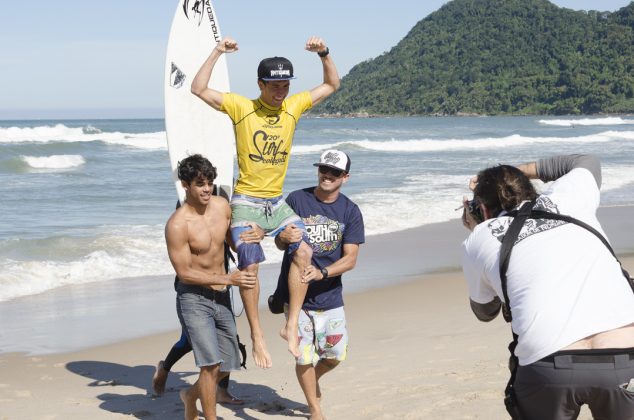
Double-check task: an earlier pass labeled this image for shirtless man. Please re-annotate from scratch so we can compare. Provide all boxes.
[166,154,256,420]
[191,35,340,368]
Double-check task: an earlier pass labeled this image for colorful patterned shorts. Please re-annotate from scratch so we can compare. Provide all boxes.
[287,305,348,365]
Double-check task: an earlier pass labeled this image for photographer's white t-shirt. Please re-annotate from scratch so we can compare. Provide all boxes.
[462,167,634,365]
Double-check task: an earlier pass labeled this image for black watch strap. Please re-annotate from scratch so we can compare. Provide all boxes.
[320,267,329,279]
[318,47,330,58]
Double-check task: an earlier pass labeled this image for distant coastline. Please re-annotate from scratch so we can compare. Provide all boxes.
[3,110,634,122]
[306,111,634,119]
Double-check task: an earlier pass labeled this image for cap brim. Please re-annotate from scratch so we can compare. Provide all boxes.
[260,76,296,81]
[314,163,346,171]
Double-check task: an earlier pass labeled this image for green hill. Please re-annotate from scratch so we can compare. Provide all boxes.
[316,0,634,116]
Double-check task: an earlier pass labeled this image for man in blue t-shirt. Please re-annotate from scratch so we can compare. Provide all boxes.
[270,149,365,420]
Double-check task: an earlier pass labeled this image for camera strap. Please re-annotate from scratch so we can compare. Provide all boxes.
[500,202,634,323]
[497,200,634,419]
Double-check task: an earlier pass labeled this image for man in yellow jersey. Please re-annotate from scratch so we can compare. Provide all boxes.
[191,35,340,369]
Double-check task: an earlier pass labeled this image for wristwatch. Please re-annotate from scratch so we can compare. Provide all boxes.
[318,47,330,58]
[320,267,329,279]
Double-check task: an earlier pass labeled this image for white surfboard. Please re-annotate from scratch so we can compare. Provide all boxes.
[164,0,235,203]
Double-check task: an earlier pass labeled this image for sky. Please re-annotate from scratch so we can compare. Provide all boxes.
[0,0,631,120]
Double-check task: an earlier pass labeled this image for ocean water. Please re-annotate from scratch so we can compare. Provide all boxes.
[2,115,634,302]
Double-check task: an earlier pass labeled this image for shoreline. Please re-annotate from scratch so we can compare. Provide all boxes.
[2,203,632,418]
[1,205,633,357]
[3,257,629,418]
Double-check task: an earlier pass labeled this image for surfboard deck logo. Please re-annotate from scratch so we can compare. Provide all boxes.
[169,63,186,89]
[182,0,221,42]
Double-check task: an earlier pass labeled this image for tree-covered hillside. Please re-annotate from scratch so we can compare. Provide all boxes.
[316,0,634,115]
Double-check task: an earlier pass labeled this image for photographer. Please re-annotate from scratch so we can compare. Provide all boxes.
[461,154,634,419]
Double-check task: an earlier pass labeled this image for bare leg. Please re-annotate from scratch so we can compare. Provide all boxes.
[239,263,272,369]
[296,364,324,420]
[179,364,219,420]
[199,364,219,419]
[281,241,312,358]
[314,359,339,400]
[179,376,202,420]
[180,386,199,420]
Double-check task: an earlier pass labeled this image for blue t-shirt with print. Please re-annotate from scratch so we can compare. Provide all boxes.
[274,187,365,310]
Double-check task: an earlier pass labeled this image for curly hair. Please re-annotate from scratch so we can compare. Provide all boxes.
[473,165,537,216]
[177,154,217,184]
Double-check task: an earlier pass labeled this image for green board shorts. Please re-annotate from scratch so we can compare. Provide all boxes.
[230,194,307,268]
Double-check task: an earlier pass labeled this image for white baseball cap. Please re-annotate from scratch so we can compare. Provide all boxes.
[313,149,351,173]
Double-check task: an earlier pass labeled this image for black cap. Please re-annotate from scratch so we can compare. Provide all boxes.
[257,57,295,81]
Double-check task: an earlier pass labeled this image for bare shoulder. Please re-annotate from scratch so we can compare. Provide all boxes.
[165,207,188,237]
[209,196,231,218]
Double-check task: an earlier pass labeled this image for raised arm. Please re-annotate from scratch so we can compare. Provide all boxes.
[191,37,239,111]
[535,154,601,188]
[305,36,340,106]
[515,154,601,189]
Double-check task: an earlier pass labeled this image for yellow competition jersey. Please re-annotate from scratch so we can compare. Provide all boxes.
[221,91,312,198]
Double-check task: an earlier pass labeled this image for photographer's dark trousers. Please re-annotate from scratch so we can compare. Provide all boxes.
[514,348,634,420]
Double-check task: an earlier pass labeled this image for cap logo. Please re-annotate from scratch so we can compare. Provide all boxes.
[323,151,341,165]
[270,69,291,77]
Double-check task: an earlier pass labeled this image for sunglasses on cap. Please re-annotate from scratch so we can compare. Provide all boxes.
[318,166,345,177]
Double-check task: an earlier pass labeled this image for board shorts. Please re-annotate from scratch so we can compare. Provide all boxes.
[285,305,349,365]
[230,194,308,269]
[514,347,634,419]
[176,281,241,371]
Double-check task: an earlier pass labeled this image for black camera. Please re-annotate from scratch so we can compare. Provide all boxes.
[267,294,284,314]
[467,199,484,224]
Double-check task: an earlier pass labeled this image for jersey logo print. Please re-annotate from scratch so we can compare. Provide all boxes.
[303,215,344,253]
[265,114,281,125]
[248,130,288,165]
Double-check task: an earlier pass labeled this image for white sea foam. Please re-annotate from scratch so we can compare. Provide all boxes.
[352,173,467,235]
[0,223,286,302]
[4,124,633,155]
[601,165,634,192]
[352,163,634,236]
[0,124,166,150]
[22,154,85,170]
[292,131,634,154]
[538,117,634,127]
[0,225,172,301]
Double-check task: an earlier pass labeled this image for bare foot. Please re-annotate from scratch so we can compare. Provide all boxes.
[309,407,326,420]
[217,387,245,405]
[280,323,301,358]
[179,388,198,420]
[252,338,272,369]
[151,360,168,396]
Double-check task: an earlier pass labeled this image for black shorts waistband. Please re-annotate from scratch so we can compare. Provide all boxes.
[539,347,634,365]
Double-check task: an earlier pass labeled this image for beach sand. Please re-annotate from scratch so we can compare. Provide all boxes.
[3,259,632,419]
[1,207,633,419]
